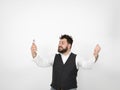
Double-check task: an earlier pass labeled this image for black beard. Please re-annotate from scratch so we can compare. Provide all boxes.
[58,47,68,54]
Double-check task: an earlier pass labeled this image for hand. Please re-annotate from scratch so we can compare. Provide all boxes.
[31,40,37,58]
[94,44,101,60]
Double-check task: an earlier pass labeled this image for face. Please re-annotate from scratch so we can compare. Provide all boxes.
[58,39,70,54]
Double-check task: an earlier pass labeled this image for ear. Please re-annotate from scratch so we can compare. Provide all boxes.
[68,44,72,49]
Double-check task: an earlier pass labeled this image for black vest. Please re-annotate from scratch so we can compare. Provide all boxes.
[51,53,78,90]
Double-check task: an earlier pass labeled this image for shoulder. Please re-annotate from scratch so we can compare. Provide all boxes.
[71,52,77,56]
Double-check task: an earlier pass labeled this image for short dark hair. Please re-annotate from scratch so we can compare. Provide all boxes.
[59,34,73,45]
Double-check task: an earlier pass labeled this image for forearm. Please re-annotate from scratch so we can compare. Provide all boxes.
[82,56,95,68]
[77,55,96,69]
[33,54,53,67]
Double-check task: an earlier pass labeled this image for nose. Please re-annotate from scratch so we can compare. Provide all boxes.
[58,43,62,46]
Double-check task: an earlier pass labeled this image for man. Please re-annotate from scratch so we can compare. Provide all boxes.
[31,34,101,90]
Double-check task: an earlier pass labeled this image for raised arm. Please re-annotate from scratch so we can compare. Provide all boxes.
[30,40,54,67]
[76,44,101,69]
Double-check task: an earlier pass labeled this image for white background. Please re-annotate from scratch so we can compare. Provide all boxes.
[0,0,120,90]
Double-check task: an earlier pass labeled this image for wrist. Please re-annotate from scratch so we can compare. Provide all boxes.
[94,53,99,62]
[32,52,37,58]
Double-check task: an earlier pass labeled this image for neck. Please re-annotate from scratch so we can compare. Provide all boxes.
[62,49,71,56]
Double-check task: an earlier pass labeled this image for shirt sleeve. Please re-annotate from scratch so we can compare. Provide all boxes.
[33,51,54,67]
[76,54,96,69]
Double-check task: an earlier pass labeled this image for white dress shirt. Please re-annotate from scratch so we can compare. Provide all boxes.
[33,51,96,69]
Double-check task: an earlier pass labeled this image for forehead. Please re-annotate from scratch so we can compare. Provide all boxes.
[59,38,67,42]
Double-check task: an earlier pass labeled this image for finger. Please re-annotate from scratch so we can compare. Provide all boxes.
[31,46,37,49]
[94,45,100,52]
[97,45,101,50]
[31,46,37,50]
[32,41,37,47]
[31,48,37,53]
[31,45,37,50]
[31,49,35,53]
[96,44,100,49]
[32,44,36,48]
[96,44,99,48]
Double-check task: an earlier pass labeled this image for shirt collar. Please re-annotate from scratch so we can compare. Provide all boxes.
[59,51,71,57]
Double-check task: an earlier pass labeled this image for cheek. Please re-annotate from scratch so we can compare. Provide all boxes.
[63,44,68,48]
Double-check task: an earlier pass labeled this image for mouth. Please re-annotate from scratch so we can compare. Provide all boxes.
[58,46,63,50]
